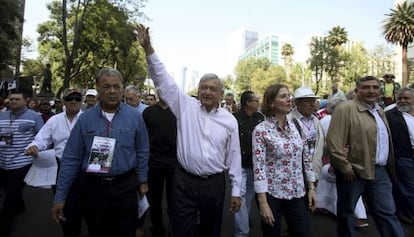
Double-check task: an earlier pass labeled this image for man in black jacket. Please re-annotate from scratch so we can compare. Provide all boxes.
[233,91,264,237]
[386,87,414,224]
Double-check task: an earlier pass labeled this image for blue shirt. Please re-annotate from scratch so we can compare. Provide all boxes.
[0,108,44,170]
[54,102,149,202]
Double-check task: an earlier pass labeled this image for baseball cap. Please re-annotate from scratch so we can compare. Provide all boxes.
[85,89,98,97]
[63,88,82,98]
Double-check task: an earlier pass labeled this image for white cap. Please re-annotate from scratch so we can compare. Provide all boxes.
[293,87,320,99]
[85,89,97,96]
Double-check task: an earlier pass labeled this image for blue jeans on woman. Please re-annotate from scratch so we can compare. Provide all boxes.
[335,166,404,237]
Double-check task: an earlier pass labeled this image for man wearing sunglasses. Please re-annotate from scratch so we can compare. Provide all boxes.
[25,88,84,237]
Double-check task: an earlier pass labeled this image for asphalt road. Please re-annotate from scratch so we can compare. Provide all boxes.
[2,184,413,237]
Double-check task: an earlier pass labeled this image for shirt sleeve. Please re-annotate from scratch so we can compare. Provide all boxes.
[225,121,242,197]
[27,118,52,151]
[146,53,193,119]
[252,125,268,193]
[54,120,85,203]
[135,113,149,183]
[326,104,352,174]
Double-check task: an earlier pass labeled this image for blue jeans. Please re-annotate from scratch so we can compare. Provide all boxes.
[335,166,405,237]
[234,168,255,237]
[395,157,414,219]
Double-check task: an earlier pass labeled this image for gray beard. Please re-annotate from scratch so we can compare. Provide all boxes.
[398,105,410,112]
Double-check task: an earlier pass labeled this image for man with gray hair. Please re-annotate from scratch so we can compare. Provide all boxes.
[51,68,149,237]
[386,87,414,224]
[136,24,241,237]
[327,76,404,237]
[124,85,147,114]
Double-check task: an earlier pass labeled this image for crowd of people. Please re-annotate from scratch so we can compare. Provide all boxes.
[0,23,413,237]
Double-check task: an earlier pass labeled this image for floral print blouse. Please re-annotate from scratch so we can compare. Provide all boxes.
[253,116,315,200]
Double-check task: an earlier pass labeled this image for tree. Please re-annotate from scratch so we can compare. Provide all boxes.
[383,1,414,87]
[326,26,348,83]
[281,43,294,81]
[368,44,396,77]
[0,0,22,64]
[342,42,369,91]
[37,0,147,96]
[327,26,348,48]
[308,36,330,95]
[234,57,271,92]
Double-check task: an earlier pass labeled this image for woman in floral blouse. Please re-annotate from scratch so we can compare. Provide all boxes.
[252,84,316,237]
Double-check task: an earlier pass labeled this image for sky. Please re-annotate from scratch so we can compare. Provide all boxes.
[23,0,397,77]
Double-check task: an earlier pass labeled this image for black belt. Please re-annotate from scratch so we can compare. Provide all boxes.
[179,166,223,181]
[85,169,135,185]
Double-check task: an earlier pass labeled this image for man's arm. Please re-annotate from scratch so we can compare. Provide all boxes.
[326,104,352,174]
[26,118,54,157]
[54,120,85,203]
[135,113,149,185]
[135,24,192,118]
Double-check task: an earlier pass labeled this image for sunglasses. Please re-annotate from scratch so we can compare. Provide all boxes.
[65,96,82,102]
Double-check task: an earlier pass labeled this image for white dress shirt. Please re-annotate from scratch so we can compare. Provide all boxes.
[147,53,242,197]
[27,111,82,159]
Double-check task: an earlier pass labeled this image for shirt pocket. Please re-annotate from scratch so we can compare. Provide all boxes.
[114,128,135,148]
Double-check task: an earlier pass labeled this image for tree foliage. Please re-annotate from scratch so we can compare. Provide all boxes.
[234,57,286,97]
[281,43,294,81]
[0,0,22,65]
[383,1,414,86]
[34,0,148,97]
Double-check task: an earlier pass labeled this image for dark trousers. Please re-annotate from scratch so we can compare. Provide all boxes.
[335,166,404,237]
[261,193,311,237]
[83,171,139,237]
[147,161,176,236]
[170,167,225,237]
[0,165,31,230]
[54,159,83,237]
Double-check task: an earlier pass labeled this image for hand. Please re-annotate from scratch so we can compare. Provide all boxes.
[259,200,275,226]
[343,170,356,182]
[138,183,148,196]
[25,145,39,158]
[229,196,241,213]
[307,189,317,212]
[51,202,66,223]
[134,24,154,55]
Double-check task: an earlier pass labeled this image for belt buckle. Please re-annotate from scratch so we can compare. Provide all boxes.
[102,177,114,184]
[200,175,208,180]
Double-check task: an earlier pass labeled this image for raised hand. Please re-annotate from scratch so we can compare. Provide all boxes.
[134,24,154,55]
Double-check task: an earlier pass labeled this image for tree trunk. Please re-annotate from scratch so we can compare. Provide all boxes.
[402,46,408,87]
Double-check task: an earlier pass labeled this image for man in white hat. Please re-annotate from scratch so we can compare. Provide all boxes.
[288,86,324,182]
[82,89,98,111]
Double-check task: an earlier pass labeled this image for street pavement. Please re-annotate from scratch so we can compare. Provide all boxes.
[2,184,413,237]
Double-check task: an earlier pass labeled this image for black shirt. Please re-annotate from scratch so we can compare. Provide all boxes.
[142,103,177,165]
[233,109,264,168]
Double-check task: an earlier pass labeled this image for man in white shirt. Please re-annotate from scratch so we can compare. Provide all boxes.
[288,87,325,181]
[25,88,83,237]
[135,24,242,237]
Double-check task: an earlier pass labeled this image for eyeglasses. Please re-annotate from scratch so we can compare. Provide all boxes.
[65,96,82,102]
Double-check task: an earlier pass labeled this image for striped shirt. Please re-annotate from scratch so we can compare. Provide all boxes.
[0,108,44,170]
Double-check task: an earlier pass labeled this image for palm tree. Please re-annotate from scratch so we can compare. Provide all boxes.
[383,1,414,87]
[281,43,294,81]
[327,26,348,48]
